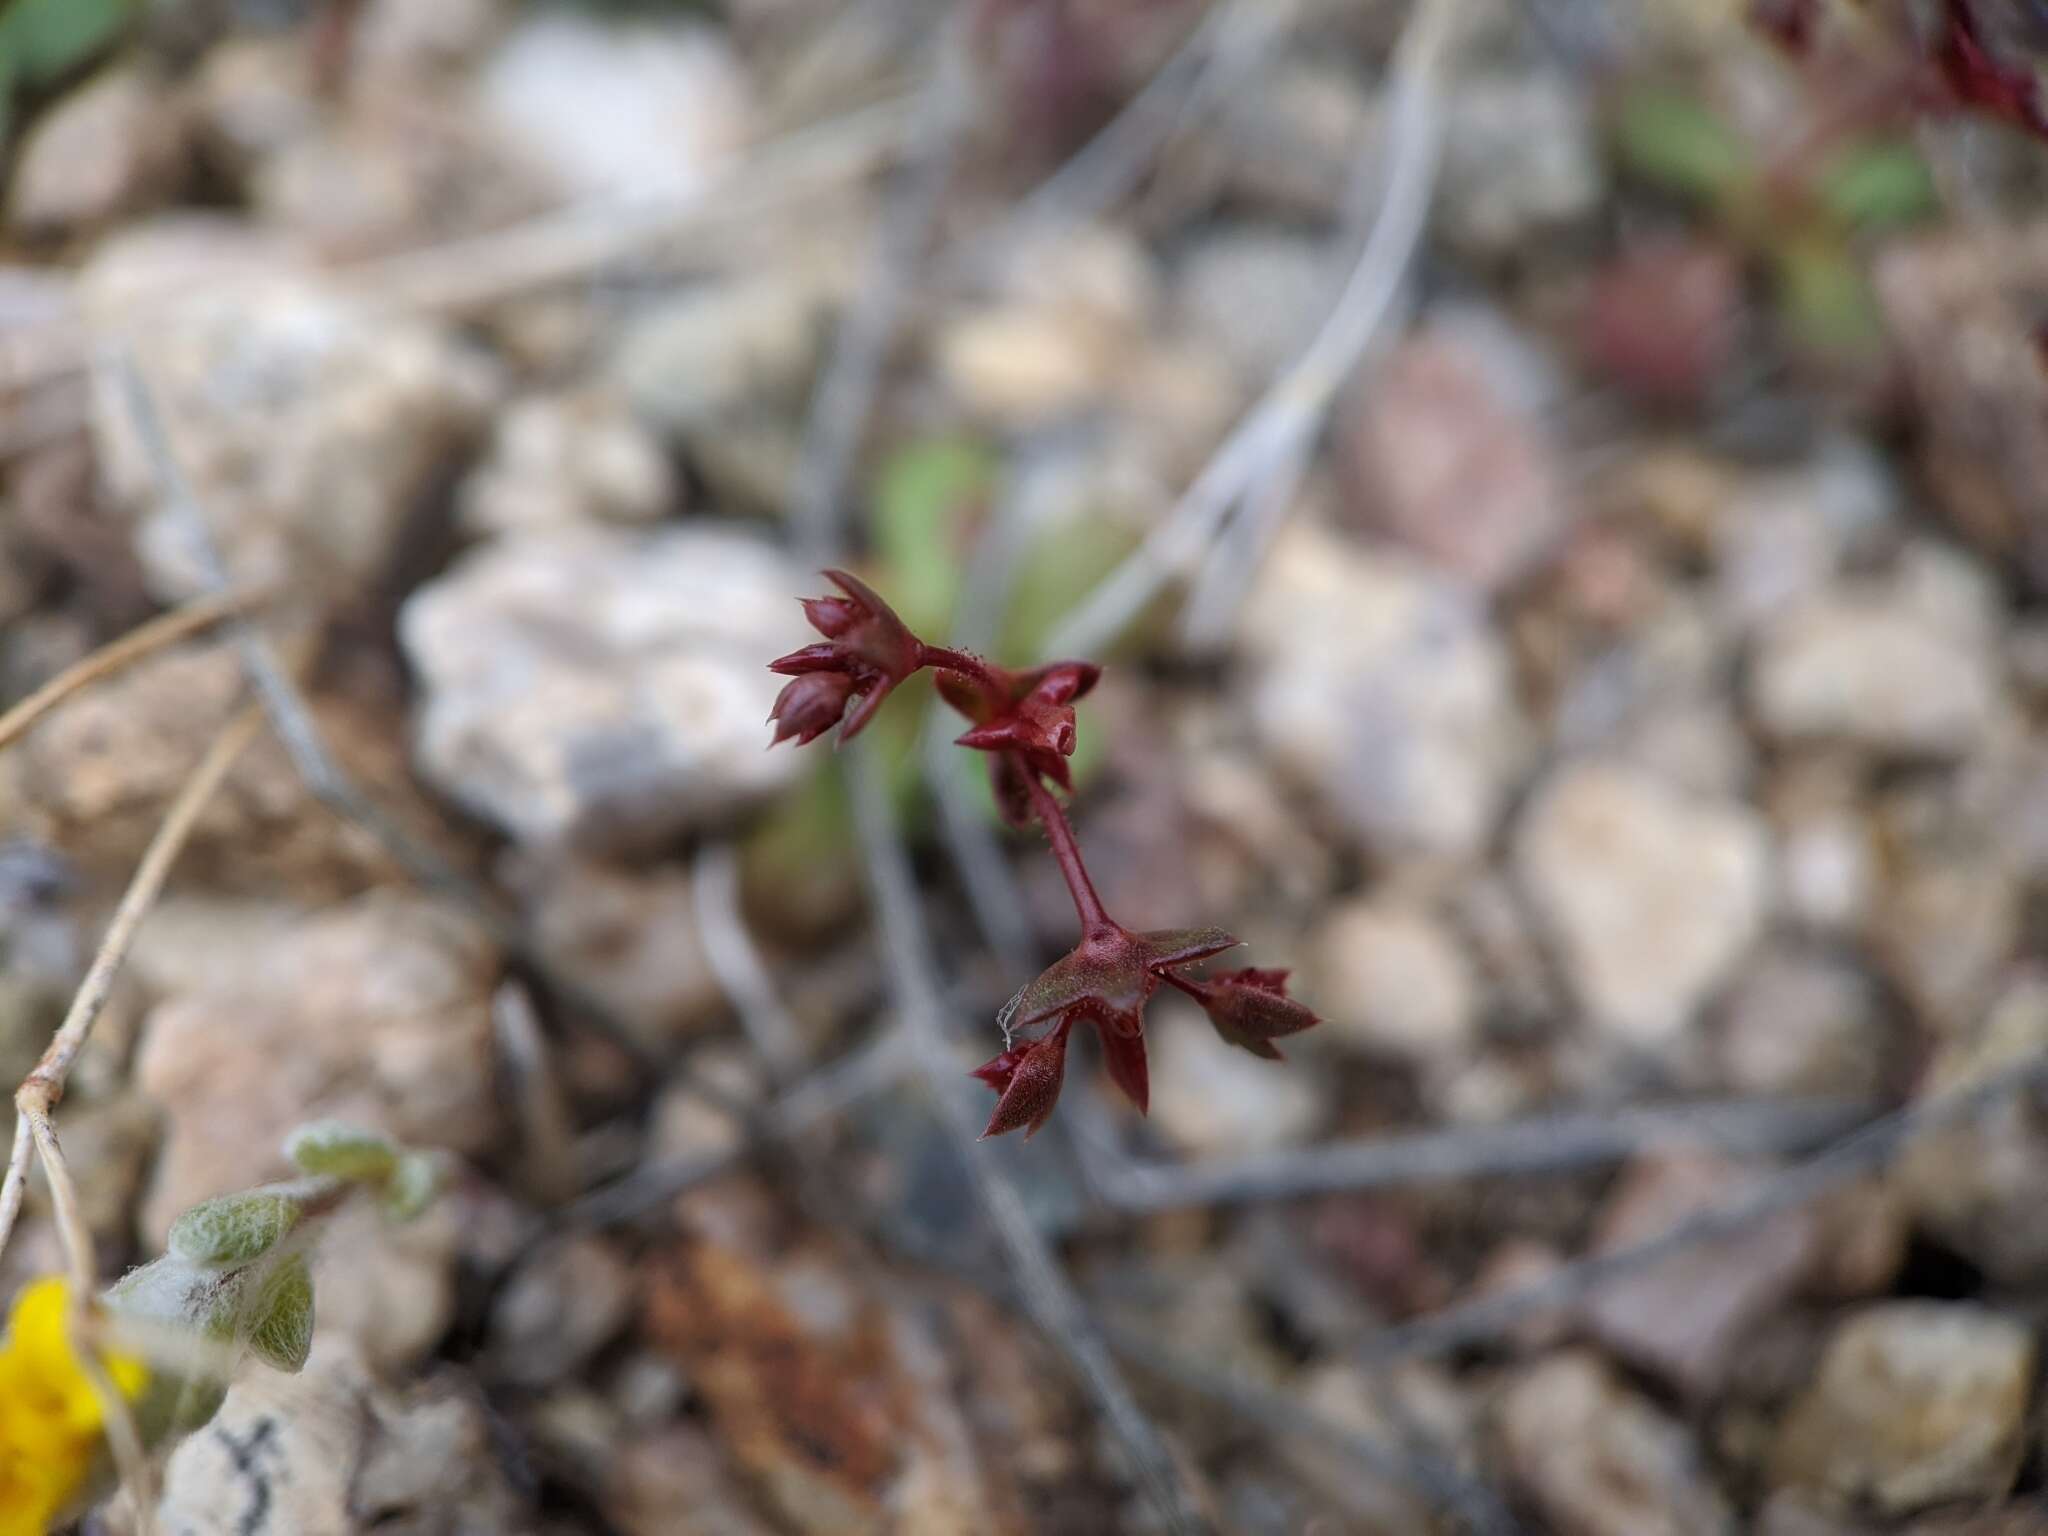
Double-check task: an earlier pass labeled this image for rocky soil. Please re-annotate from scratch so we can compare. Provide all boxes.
[5,1,2048,1532]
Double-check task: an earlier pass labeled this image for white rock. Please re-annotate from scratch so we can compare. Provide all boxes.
[1771,1303,2035,1514]
[400,526,807,850]
[1439,71,1603,259]
[1750,591,2001,757]
[1710,436,1898,629]
[154,1341,528,1532]
[1240,523,1525,862]
[1513,761,1769,1050]
[8,67,183,238]
[476,13,749,203]
[1174,228,1328,382]
[1310,899,1478,1064]
[1147,1000,1327,1157]
[1498,1351,1733,1536]
[134,894,499,1245]
[460,388,675,537]
[1348,313,1569,591]
[611,273,829,436]
[1714,949,1885,1099]
[85,229,499,600]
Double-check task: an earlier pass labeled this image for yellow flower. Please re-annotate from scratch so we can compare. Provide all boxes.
[0,1277,148,1536]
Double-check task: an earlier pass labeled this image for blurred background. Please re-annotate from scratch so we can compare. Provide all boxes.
[5,0,2048,1531]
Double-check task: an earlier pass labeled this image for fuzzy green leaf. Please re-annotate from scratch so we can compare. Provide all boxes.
[0,0,131,87]
[247,1254,313,1373]
[1775,239,1885,357]
[1818,142,1938,229]
[284,1121,400,1182]
[871,436,993,638]
[1613,86,1752,204]
[167,1190,302,1269]
[381,1152,441,1222]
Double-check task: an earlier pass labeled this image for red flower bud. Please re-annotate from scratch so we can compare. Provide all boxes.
[768,671,859,746]
[768,569,928,744]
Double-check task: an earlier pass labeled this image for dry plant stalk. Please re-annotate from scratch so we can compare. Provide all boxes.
[0,585,267,755]
[0,703,264,1534]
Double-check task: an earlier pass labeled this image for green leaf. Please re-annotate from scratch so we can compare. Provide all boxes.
[168,1190,303,1269]
[1818,142,1938,229]
[1774,239,1886,358]
[998,507,1144,665]
[284,1121,400,1182]
[381,1152,441,1222]
[871,436,994,638]
[0,0,132,87]
[1613,85,1753,204]
[247,1254,314,1373]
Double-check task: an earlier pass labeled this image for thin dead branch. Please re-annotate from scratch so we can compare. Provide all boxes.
[788,20,971,563]
[0,706,258,1535]
[0,585,267,755]
[693,841,809,1079]
[0,705,263,1261]
[1093,1096,1875,1213]
[1355,1056,2048,1368]
[1045,0,1462,660]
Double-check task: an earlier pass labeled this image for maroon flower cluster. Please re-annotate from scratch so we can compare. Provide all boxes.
[769,570,1320,1138]
[1754,0,2048,142]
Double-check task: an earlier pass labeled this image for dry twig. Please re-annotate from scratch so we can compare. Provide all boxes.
[692,841,809,1079]
[1094,1096,1874,1213]
[1356,1056,2048,1368]
[0,585,266,755]
[0,705,260,1535]
[788,19,971,562]
[1045,0,1462,660]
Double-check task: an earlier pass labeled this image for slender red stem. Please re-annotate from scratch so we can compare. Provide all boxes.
[1022,763,1117,939]
[921,644,1010,698]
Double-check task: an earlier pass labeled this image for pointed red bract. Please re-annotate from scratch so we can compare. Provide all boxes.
[976,1020,1072,1139]
[1166,966,1322,1061]
[1096,1015,1149,1114]
[1934,0,2048,140]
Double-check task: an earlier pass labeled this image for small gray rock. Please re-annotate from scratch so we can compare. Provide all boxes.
[475,11,749,204]
[460,388,676,538]
[1750,586,2002,758]
[400,526,808,851]
[1309,897,1479,1067]
[1439,71,1603,260]
[1241,523,1526,863]
[1497,1350,1734,1536]
[1513,760,1769,1051]
[611,273,830,440]
[1581,1148,1819,1396]
[1174,227,1329,383]
[155,1341,532,1533]
[1771,1303,2035,1514]
[8,67,185,238]
[1713,947,1888,1099]
[85,229,500,601]
[489,1235,635,1386]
